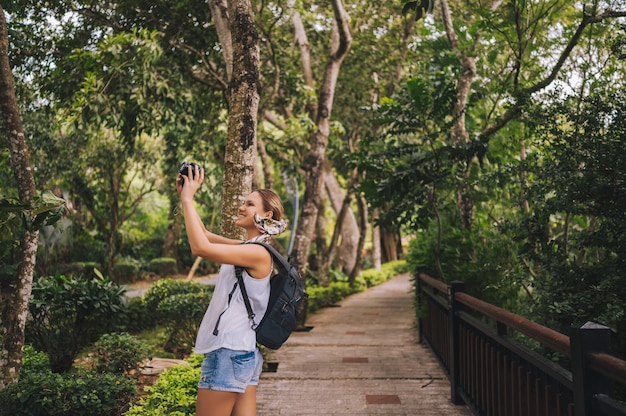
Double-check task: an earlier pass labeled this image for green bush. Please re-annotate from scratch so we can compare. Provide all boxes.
[21,344,50,374]
[119,296,153,333]
[0,367,135,416]
[114,260,141,283]
[125,355,202,416]
[143,279,213,355]
[143,278,211,317]
[57,262,101,278]
[148,257,178,276]
[304,262,406,313]
[158,291,213,355]
[26,273,128,372]
[71,232,107,264]
[361,260,408,287]
[94,332,151,376]
[329,281,352,303]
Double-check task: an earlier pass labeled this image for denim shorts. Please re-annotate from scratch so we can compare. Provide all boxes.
[198,348,263,393]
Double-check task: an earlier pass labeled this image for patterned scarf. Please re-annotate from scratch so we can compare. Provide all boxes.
[253,213,287,236]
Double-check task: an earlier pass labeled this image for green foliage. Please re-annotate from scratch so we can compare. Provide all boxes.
[143,279,213,356]
[21,344,51,374]
[157,291,213,356]
[148,257,178,276]
[406,221,522,311]
[143,278,212,316]
[516,88,626,353]
[125,355,203,416]
[57,262,101,278]
[118,296,153,333]
[0,191,65,233]
[361,260,409,287]
[114,259,141,283]
[0,360,135,416]
[353,75,466,230]
[306,262,407,313]
[0,191,65,283]
[26,273,128,372]
[94,332,151,376]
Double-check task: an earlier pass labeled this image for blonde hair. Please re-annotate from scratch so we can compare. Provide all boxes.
[254,189,284,221]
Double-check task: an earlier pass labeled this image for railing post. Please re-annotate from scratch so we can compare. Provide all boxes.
[570,321,612,416]
[448,280,465,405]
[416,273,424,344]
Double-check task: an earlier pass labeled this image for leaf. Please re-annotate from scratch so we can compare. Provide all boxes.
[94,268,105,280]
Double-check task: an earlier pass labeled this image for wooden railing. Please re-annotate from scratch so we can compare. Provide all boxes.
[416,272,626,416]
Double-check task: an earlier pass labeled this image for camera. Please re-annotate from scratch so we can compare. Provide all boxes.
[178,161,202,185]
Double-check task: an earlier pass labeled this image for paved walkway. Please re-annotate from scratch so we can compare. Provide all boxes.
[256,273,472,415]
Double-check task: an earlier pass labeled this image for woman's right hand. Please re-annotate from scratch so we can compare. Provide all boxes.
[178,164,204,202]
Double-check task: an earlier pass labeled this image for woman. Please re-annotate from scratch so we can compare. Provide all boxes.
[177,163,286,416]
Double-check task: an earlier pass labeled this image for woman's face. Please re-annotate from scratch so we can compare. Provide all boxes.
[235,192,266,229]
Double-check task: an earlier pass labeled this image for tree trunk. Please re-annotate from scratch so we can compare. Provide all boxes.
[291,0,352,327]
[440,0,505,230]
[371,208,381,270]
[440,0,478,230]
[380,222,399,263]
[0,5,40,389]
[323,160,359,273]
[291,0,352,285]
[162,203,182,258]
[219,0,261,239]
[208,0,233,82]
[314,200,329,286]
[348,192,368,285]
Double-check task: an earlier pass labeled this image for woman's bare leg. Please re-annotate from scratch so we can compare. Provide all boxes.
[196,388,238,416]
[232,385,257,416]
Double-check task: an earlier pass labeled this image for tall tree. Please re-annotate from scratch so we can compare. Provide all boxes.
[219,0,261,238]
[291,0,352,288]
[0,5,42,388]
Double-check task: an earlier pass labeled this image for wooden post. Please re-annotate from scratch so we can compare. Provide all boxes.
[448,280,465,405]
[570,321,612,416]
[417,274,424,344]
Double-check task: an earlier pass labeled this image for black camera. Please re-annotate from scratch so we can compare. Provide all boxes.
[178,162,202,185]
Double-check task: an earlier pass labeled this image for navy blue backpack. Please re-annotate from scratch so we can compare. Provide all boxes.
[235,242,308,349]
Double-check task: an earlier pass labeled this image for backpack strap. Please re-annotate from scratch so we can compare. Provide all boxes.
[235,266,258,330]
[246,241,292,273]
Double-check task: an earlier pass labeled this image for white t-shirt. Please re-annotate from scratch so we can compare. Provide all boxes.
[194,263,270,354]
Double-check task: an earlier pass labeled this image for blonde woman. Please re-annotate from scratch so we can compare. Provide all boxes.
[177,164,286,416]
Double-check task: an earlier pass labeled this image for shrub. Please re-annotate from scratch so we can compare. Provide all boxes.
[405,222,520,309]
[329,281,352,303]
[57,262,101,278]
[125,355,202,416]
[94,332,151,376]
[21,344,50,374]
[305,262,406,313]
[0,367,135,416]
[26,273,128,372]
[306,286,331,313]
[119,296,153,333]
[114,260,141,283]
[143,279,213,356]
[148,257,178,276]
[143,278,210,316]
[158,291,213,355]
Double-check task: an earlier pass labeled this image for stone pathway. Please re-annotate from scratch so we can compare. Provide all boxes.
[256,273,472,415]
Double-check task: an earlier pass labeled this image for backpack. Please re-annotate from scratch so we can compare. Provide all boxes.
[235,241,308,349]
